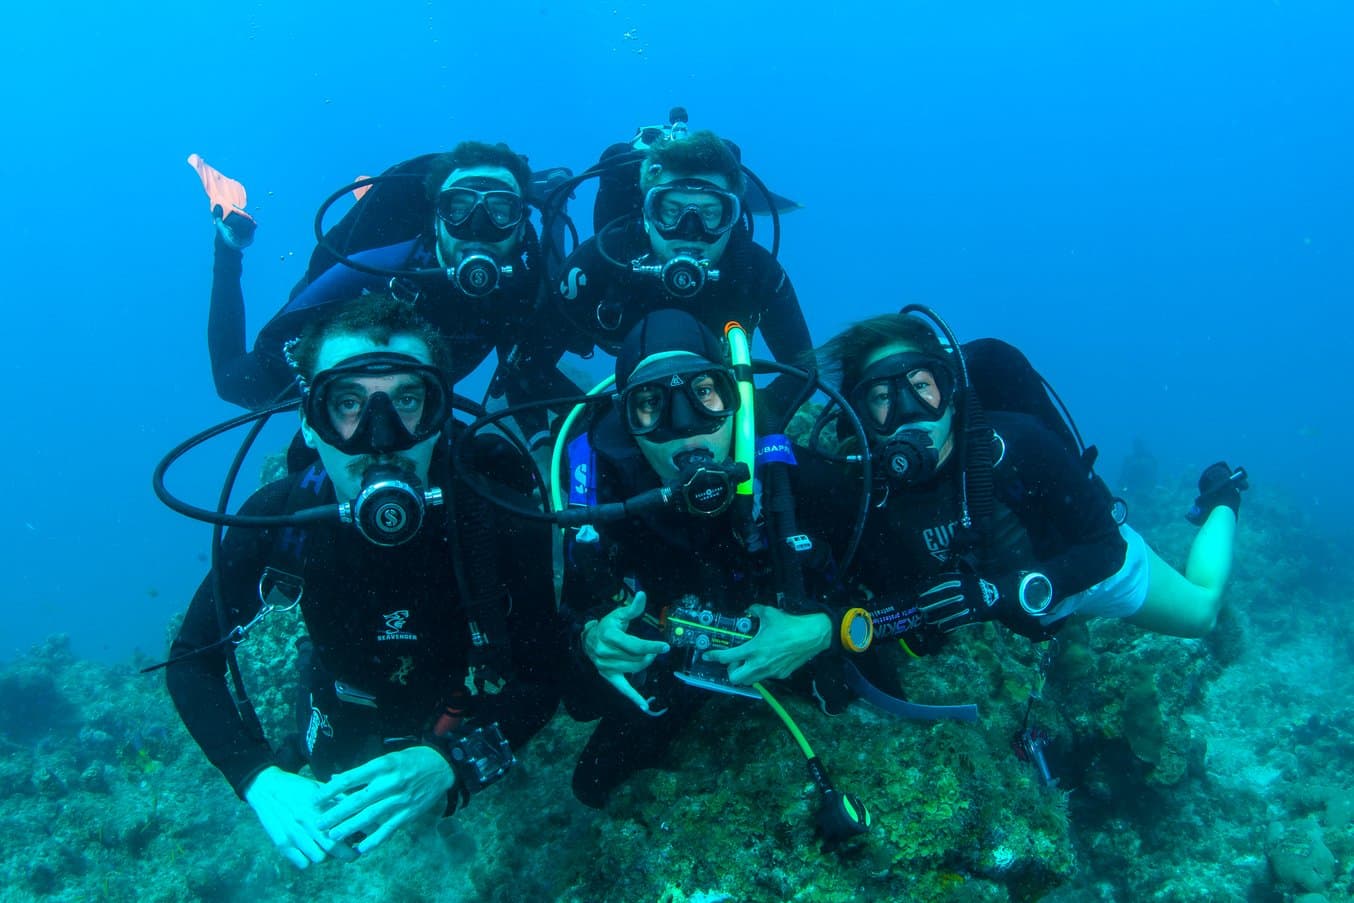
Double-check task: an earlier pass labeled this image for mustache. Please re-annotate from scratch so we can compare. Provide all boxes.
[345,453,418,481]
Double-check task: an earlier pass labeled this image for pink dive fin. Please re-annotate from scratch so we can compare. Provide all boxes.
[187,153,255,223]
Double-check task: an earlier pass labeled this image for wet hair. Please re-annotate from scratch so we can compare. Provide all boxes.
[639,130,746,197]
[816,313,954,396]
[424,141,532,199]
[287,293,453,385]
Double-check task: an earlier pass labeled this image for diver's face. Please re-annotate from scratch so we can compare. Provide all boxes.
[861,342,954,463]
[629,374,729,429]
[636,417,735,483]
[301,333,439,502]
[862,368,942,427]
[644,170,735,264]
[434,165,524,264]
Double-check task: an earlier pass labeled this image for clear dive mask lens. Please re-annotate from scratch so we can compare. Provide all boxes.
[619,367,740,440]
[303,352,451,455]
[435,178,525,241]
[642,182,741,239]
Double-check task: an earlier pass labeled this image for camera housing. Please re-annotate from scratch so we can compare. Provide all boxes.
[665,604,760,698]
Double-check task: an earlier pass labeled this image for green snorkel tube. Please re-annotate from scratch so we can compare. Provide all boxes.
[549,374,616,517]
[724,321,757,526]
[754,682,872,844]
[728,326,870,843]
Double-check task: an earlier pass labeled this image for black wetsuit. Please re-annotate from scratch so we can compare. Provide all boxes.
[560,413,836,807]
[207,234,575,428]
[548,224,813,419]
[166,436,562,799]
[803,411,1127,639]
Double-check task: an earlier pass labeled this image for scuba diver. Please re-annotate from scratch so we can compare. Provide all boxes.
[543,121,813,421]
[554,309,855,817]
[161,294,563,869]
[190,143,578,440]
[806,309,1247,664]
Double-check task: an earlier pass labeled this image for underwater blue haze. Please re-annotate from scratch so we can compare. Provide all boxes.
[0,0,1349,668]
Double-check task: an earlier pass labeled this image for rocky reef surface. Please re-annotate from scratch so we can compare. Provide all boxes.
[1,476,1350,902]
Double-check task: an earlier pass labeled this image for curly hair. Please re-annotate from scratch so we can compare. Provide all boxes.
[639,129,746,197]
[424,140,532,199]
[286,293,453,386]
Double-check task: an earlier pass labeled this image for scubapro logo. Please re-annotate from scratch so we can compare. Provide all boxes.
[560,267,587,300]
[376,503,407,533]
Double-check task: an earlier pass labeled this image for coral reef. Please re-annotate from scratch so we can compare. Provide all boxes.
[1,476,1350,901]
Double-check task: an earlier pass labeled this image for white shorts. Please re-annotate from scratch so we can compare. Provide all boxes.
[1039,524,1150,625]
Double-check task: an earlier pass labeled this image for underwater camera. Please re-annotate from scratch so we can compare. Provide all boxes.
[664,604,760,699]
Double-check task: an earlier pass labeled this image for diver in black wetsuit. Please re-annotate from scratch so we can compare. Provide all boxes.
[547,130,813,421]
[558,310,840,808]
[198,142,577,436]
[166,295,561,869]
[805,312,1130,655]
[806,311,1245,666]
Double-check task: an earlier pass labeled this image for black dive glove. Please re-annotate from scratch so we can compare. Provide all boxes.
[859,601,945,657]
[1186,462,1248,525]
[916,571,1055,641]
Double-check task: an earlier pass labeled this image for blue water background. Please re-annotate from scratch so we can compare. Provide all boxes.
[1,1,1348,662]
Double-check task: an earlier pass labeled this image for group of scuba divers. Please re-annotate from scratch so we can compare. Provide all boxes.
[154,109,1250,868]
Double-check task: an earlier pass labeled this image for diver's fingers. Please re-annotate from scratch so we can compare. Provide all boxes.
[598,630,669,661]
[725,661,760,686]
[699,644,740,664]
[317,759,382,805]
[354,820,399,855]
[611,590,648,625]
[276,822,328,869]
[602,671,654,713]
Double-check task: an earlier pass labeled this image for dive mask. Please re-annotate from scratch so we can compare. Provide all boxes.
[435,177,525,242]
[302,352,451,455]
[632,125,667,149]
[849,352,955,438]
[642,180,741,243]
[617,355,740,443]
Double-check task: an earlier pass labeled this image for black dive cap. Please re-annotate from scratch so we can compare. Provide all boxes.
[615,309,726,390]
